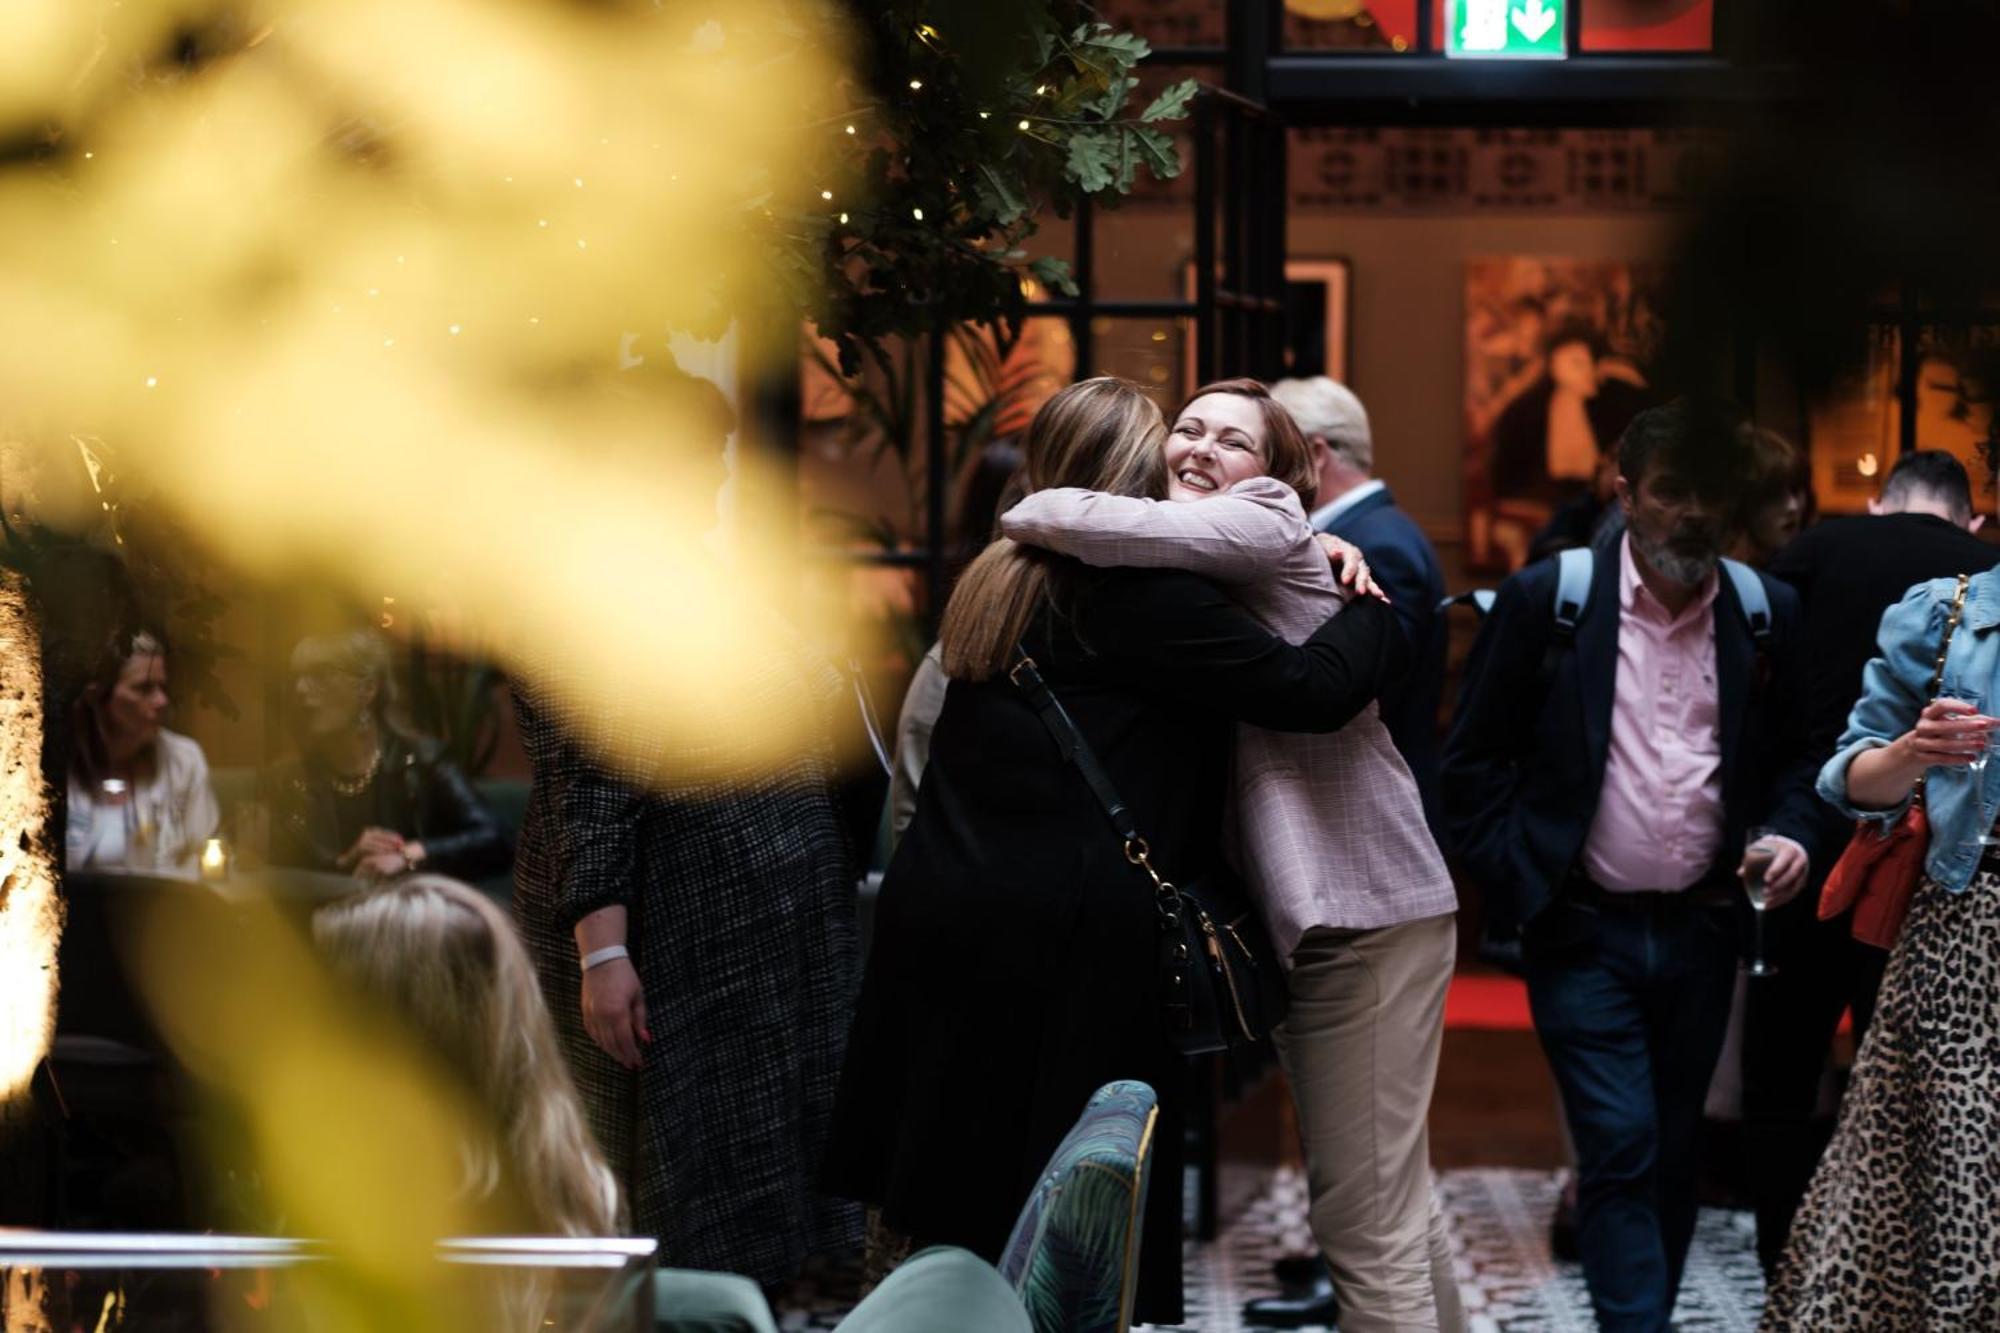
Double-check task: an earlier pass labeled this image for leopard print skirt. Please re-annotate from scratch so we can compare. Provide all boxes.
[1761,866,2000,1330]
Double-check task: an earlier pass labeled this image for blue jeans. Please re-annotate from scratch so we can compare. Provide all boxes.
[1525,894,1736,1333]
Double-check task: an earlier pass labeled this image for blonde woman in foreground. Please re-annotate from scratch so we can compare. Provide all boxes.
[315,876,780,1333]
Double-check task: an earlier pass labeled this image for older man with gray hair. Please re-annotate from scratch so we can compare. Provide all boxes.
[1271,376,1448,832]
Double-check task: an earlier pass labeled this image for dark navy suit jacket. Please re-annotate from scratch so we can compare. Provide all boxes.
[1440,547,1822,944]
[1319,484,1448,832]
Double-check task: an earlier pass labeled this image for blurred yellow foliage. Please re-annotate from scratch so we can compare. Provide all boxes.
[0,0,856,780]
[136,885,534,1330]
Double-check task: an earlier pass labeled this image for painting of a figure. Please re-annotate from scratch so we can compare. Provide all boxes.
[1464,257,1665,572]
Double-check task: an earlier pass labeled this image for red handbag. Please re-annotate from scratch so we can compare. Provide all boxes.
[1818,573,1971,950]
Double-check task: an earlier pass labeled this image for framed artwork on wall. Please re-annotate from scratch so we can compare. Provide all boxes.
[1462,255,1666,573]
[1282,258,1352,384]
[1180,256,1352,394]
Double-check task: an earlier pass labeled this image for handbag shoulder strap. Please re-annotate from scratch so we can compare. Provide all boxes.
[1007,648,1190,921]
[1008,644,1192,904]
[1913,573,1972,803]
[1926,573,1973,700]
[1007,649,1140,844]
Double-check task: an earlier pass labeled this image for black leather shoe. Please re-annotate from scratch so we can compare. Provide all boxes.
[1551,1191,1580,1263]
[1243,1273,1338,1329]
[1270,1254,1327,1289]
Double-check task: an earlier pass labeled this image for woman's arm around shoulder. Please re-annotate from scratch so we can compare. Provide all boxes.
[1082,566,1408,734]
[1001,478,1307,585]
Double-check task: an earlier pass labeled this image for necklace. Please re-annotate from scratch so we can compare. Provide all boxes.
[329,744,382,796]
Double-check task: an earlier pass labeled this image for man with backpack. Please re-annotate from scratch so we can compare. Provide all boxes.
[1442,400,1822,1333]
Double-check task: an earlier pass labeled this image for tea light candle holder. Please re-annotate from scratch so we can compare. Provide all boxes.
[200,837,230,883]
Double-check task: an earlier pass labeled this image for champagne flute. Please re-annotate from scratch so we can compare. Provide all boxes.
[1939,693,2000,849]
[1743,825,1781,978]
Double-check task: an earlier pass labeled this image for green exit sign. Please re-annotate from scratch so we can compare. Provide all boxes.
[1446,0,1567,59]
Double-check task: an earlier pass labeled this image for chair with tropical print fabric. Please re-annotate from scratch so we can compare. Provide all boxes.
[996,1080,1159,1333]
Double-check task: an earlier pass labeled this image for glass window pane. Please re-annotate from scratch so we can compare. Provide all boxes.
[1098,177,1198,302]
[1807,325,1898,517]
[1284,1,1418,52]
[1091,315,1196,409]
[1092,0,1225,50]
[1912,324,2000,479]
[1581,0,1713,52]
[1046,67,1197,302]
[798,319,1074,558]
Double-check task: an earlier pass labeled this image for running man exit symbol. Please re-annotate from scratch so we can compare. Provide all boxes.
[1447,0,1567,58]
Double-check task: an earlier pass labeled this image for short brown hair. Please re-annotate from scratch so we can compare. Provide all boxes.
[1176,378,1318,511]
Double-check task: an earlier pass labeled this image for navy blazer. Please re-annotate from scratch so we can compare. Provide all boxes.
[1321,485,1449,828]
[1440,547,1822,943]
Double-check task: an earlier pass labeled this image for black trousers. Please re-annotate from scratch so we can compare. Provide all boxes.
[1740,893,1889,1274]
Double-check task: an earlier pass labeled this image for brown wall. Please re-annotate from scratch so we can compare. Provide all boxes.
[1087,206,1686,593]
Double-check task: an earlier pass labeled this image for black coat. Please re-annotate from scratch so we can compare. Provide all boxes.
[1441,549,1821,944]
[823,567,1408,1325]
[268,732,509,880]
[509,653,863,1282]
[1321,485,1449,832]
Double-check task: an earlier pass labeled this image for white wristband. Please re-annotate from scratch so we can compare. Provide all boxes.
[580,944,629,973]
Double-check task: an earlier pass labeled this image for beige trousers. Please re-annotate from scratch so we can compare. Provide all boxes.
[1273,913,1464,1333]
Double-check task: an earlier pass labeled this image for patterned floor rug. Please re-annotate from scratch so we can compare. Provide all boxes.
[773,1167,1769,1331]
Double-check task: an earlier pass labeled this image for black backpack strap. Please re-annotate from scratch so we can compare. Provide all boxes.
[1540,546,1594,687]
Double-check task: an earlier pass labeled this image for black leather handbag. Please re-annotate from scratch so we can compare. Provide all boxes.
[1010,649,1288,1056]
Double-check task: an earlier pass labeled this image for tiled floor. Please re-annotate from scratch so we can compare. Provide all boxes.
[774,1166,1769,1331]
[1144,1166,1766,1332]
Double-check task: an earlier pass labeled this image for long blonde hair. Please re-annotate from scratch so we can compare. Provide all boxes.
[313,877,621,1239]
[940,377,1167,680]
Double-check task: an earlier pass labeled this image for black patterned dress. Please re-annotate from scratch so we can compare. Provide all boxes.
[510,650,862,1283]
[1761,866,2000,1330]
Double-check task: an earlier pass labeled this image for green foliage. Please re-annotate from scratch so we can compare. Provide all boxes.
[781,3,1200,375]
[0,438,239,721]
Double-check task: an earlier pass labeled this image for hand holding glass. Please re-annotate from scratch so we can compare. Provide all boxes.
[1937,695,2000,850]
[1743,826,1781,978]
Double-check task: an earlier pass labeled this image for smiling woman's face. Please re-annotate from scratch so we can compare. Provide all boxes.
[1166,392,1269,501]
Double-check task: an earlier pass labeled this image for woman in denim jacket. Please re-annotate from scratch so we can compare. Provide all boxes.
[1762,571,2000,1330]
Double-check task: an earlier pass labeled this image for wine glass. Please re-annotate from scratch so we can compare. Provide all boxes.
[1743,824,1781,978]
[1939,693,2000,849]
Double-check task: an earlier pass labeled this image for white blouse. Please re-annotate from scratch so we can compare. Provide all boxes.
[66,729,221,880]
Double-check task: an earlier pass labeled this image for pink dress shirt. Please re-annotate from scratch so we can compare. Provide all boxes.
[1580,535,1727,893]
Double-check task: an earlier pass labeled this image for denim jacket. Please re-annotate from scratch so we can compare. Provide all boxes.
[1820,569,2000,894]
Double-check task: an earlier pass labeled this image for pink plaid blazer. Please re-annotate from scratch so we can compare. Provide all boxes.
[1002,478,1456,957]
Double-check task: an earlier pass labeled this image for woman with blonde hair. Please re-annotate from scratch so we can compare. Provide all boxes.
[315,875,621,1239]
[823,377,1408,1325]
[270,630,508,883]
[315,876,783,1333]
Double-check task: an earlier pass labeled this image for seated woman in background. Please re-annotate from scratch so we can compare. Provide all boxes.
[66,626,220,879]
[268,630,509,883]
